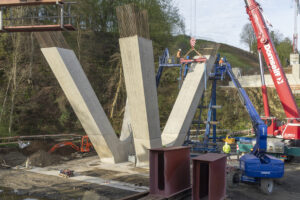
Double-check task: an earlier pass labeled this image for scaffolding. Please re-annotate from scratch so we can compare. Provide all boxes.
[0,0,75,32]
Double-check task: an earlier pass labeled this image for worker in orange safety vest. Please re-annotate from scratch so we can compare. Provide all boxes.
[176,49,182,64]
[219,57,224,66]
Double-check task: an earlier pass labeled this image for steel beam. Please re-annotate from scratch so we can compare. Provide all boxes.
[0,0,63,6]
[0,24,75,32]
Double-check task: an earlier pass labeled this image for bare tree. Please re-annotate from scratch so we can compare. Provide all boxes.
[240,23,256,52]
[7,7,28,135]
[8,32,22,135]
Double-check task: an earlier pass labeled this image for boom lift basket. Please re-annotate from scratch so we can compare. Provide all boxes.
[0,0,75,32]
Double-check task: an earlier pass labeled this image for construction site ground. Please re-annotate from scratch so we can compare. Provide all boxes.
[1,143,300,200]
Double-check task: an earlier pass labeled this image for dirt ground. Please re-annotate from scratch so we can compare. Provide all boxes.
[0,169,135,200]
[226,157,300,200]
[1,142,300,200]
[0,139,95,168]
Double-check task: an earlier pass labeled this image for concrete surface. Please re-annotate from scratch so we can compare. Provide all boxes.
[41,47,131,164]
[29,168,148,192]
[161,54,217,146]
[229,54,300,93]
[2,155,300,200]
[119,36,162,167]
[120,100,135,155]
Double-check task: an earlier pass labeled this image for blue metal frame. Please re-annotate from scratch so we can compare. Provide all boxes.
[223,57,284,181]
[184,55,227,152]
[156,48,182,88]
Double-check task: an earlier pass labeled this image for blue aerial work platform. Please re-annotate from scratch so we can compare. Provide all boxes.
[224,57,284,194]
[156,48,284,193]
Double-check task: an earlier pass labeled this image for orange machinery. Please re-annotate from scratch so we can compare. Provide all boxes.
[48,136,93,153]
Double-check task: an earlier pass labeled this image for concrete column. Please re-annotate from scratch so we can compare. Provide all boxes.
[291,53,300,80]
[41,47,131,163]
[162,54,217,146]
[119,36,162,167]
[119,100,135,155]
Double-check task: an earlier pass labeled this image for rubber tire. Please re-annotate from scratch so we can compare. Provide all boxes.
[227,172,240,188]
[285,156,295,163]
[260,179,274,195]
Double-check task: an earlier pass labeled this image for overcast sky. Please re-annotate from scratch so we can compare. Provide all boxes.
[173,0,296,50]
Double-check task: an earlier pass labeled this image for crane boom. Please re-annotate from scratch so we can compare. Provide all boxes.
[245,0,300,120]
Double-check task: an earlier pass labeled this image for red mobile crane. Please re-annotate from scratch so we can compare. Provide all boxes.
[245,0,300,141]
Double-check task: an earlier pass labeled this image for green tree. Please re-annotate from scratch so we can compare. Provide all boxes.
[276,37,293,67]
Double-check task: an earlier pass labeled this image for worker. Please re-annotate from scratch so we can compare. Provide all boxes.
[176,49,182,64]
[219,57,224,66]
[223,142,231,154]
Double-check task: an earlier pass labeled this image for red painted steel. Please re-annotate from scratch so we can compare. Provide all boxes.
[261,117,278,136]
[192,153,226,200]
[0,0,64,6]
[180,57,207,64]
[0,24,75,32]
[261,85,270,117]
[149,146,191,198]
[245,0,300,140]
[246,0,300,119]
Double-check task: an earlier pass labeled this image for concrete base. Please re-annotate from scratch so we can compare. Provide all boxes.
[119,36,162,167]
[228,54,300,92]
[291,54,300,80]
[120,100,135,155]
[41,47,131,163]
[162,54,217,146]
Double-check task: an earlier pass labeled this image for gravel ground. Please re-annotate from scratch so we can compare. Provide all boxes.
[1,154,300,200]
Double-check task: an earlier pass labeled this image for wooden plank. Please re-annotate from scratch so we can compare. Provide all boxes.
[0,0,63,6]
[0,24,75,32]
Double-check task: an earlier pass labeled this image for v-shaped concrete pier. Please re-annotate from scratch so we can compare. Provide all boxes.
[41,40,217,167]
[161,49,219,147]
[41,47,132,163]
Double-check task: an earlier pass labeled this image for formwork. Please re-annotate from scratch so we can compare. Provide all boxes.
[149,146,191,198]
[192,153,226,200]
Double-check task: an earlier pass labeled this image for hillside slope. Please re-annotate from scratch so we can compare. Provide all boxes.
[0,32,278,137]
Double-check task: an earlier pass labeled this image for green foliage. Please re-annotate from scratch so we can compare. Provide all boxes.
[240,23,293,67]
[0,1,186,136]
[59,112,70,126]
[276,38,293,67]
[0,1,287,138]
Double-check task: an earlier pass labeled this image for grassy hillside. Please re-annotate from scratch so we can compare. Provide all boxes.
[0,31,285,137]
[156,35,264,132]
[218,43,259,74]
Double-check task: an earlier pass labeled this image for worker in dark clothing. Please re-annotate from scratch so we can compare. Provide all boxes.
[176,49,182,64]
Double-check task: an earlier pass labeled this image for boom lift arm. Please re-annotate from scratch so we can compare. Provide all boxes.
[244,0,300,140]
[224,59,284,193]
[226,61,267,156]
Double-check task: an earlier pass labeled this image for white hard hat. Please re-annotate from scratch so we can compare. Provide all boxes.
[179,49,182,51]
